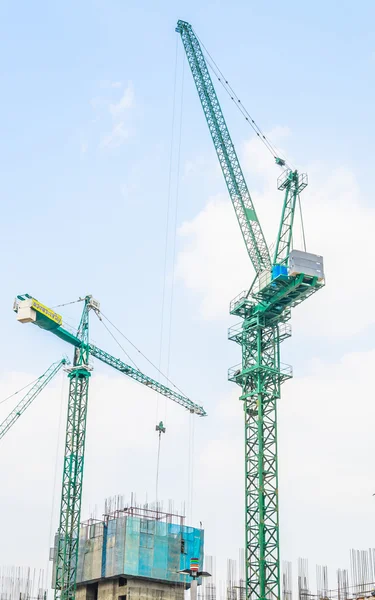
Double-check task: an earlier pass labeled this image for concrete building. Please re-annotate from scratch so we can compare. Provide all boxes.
[76,575,185,600]
[53,503,204,600]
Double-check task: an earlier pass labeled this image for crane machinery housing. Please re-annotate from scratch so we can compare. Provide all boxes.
[13,293,206,600]
[176,20,325,600]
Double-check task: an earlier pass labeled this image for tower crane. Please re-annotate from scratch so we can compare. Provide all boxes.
[176,20,324,600]
[0,357,69,442]
[13,293,206,600]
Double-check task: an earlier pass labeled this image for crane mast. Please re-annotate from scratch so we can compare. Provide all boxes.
[54,296,92,600]
[176,20,324,600]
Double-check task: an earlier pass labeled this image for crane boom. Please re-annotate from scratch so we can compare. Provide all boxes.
[12,296,205,416]
[0,358,68,441]
[89,344,206,416]
[175,20,271,276]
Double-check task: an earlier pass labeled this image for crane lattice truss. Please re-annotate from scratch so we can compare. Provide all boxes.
[176,20,324,600]
[13,294,206,600]
[0,358,68,442]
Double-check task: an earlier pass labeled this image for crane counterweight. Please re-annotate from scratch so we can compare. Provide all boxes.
[15,296,62,328]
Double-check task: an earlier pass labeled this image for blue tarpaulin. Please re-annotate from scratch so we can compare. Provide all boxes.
[76,516,204,584]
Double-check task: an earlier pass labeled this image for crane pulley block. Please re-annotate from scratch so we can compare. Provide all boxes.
[277,169,308,194]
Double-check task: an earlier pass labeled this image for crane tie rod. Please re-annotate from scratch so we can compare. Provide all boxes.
[194,29,293,170]
[51,297,85,309]
[96,312,141,372]
[95,310,189,399]
[0,375,42,406]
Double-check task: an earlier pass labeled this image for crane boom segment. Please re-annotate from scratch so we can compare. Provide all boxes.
[176,20,271,276]
[89,343,206,416]
[0,358,68,441]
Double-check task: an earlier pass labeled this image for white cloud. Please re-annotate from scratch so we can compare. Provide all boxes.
[177,194,249,319]
[100,82,135,149]
[173,125,375,580]
[3,121,374,596]
[109,82,134,118]
[278,348,375,568]
[100,121,129,148]
[2,347,375,587]
[0,366,198,571]
[194,347,375,575]
[80,141,88,155]
[176,129,375,338]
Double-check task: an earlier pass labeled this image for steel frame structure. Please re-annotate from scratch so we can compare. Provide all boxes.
[177,20,323,600]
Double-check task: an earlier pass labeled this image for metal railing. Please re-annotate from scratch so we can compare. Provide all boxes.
[228,322,243,340]
[229,290,249,313]
[228,361,293,381]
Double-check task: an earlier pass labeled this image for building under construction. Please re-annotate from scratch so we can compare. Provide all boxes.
[193,549,375,600]
[50,499,204,600]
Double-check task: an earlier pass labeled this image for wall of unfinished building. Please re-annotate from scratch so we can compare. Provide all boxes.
[76,577,185,600]
[74,514,203,585]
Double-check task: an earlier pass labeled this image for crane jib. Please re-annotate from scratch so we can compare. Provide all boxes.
[176,20,271,275]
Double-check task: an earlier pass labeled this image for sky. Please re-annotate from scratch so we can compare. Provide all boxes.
[0,0,375,595]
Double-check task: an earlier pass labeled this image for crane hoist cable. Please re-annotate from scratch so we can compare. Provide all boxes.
[156,44,184,497]
[156,36,181,444]
[155,420,166,506]
[97,307,194,508]
[194,28,309,252]
[165,50,185,424]
[194,29,293,170]
[51,297,85,309]
[159,37,179,384]
[186,412,195,522]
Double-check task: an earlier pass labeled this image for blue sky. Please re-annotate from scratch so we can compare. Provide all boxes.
[1,0,375,595]
[0,0,373,374]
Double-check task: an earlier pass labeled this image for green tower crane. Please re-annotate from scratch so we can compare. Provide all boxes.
[176,20,324,600]
[13,293,206,600]
[0,357,69,442]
